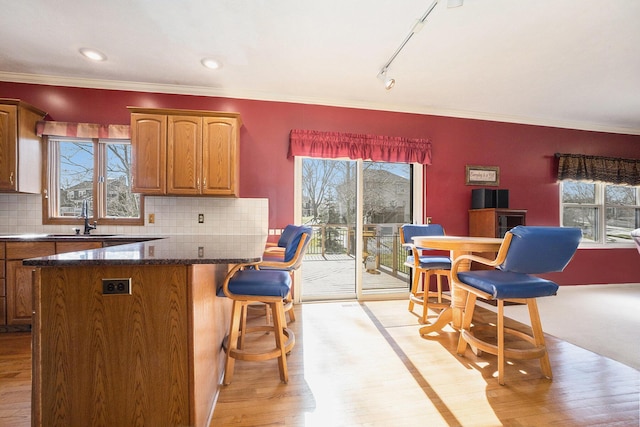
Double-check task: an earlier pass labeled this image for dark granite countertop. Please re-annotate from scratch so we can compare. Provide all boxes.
[0,233,155,243]
[21,234,267,266]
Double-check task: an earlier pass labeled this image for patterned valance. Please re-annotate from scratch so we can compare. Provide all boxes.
[288,129,432,164]
[556,153,640,186]
[36,121,130,139]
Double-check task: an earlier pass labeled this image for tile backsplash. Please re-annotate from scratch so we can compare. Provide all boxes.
[0,194,268,236]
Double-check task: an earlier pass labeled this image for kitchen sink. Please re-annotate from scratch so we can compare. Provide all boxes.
[46,234,118,238]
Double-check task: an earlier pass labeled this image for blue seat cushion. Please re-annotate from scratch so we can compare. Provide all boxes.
[220,269,292,298]
[457,270,559,299]
[407,255,451,270]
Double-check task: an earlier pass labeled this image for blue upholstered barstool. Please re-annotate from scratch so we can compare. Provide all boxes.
[400,224,452,324]
[260,225,313,323]
[453,226,581,385]
[220,263,295,384]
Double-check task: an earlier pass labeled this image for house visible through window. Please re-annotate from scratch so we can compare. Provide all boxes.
[561,181,639,244]
[44,137,143,225]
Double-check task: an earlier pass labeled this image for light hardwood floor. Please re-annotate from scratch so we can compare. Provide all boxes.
[1,299,639,427]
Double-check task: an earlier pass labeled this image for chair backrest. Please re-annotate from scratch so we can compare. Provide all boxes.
[277,224,299,248]
[400,224,445,244]
[283,225,313,265]
[260,225,313,272]
[499,226,582,274]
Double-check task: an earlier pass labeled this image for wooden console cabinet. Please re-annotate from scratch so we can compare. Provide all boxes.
[469,208,527,238]
[130,107,241,196]
[0,99,47,193]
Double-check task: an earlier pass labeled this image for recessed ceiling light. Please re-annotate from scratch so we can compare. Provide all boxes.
[79,48,107,61]
[201,58,222,70]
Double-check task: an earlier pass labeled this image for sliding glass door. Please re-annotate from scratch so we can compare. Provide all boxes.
[297,158,415,301]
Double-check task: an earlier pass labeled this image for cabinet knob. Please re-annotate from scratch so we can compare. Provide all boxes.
[10,172,14,185]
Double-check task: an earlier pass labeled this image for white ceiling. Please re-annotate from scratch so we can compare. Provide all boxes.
[1,0,639,135]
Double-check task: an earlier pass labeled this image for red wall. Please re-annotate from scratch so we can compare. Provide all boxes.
[2,81,639,285]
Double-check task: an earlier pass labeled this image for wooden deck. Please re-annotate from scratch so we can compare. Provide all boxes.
[301,255,410,299]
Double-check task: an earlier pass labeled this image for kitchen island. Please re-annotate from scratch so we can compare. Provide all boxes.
[24,234,267,427]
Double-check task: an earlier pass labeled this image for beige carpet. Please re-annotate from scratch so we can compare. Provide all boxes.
[479,283,640,371]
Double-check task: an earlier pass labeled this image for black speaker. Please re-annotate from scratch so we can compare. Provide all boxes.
[496,189,509,208]
[471,189,496,209]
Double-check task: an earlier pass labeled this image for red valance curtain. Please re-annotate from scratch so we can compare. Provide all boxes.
[288,129,432,164]
[36,121,130,139]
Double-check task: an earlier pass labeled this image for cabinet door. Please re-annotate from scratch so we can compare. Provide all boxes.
[202,116,238,196]
[168,115,202,194]
[0,105,18,191]
[131,113,167,194]
[6,260,34,324]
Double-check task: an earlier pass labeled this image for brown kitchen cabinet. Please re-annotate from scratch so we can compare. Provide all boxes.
[2,240,103,326]
[0,99,47,193]
[469,208,527,238]
[5,241,56,325]
[130,107,241,196]
[0,242,5,325]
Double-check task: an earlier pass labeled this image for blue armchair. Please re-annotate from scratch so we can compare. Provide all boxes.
[453,226,581,385]
[400,224,452,324]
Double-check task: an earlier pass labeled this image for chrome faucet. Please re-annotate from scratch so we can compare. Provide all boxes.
[80,199,97,235]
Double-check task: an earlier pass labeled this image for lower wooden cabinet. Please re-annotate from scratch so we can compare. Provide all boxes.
[3,240,103,325]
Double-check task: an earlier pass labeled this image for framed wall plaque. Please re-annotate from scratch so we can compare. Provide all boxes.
[466,165,500,186]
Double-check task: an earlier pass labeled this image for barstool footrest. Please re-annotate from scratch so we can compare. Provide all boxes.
[460,325,547,360]
[224,327,295,362]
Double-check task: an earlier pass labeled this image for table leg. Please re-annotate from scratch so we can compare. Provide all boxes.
[419,249,470,335]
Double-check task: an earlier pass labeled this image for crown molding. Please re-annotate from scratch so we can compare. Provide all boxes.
[1,71,639,136]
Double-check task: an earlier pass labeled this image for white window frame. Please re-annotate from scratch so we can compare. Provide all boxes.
[560,180,639,248]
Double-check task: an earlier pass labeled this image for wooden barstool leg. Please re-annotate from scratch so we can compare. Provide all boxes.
[497,300,505,386]
[238,302,248,350]
[408,269,421,312]
[420,271,431,323]
[271,301,289,383]
[528,299,553,379]
[224,301,244,385]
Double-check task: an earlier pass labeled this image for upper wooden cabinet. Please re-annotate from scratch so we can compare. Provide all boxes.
[129,107,241,196]
[0,99,47,193]
[130,113,167,195]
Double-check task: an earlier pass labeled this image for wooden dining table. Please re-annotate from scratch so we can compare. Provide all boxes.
[412,235,503,335]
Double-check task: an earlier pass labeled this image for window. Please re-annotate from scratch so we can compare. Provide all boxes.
[561,181,639,244]
[44,137,143,225]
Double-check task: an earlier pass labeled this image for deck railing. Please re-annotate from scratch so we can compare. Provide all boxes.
[306,224,410,277]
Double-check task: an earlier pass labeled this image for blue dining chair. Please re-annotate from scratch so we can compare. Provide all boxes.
[400,224,452,324]
[453,226,581,385]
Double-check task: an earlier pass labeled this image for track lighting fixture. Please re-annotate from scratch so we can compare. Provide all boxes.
[376,0,461,89]
[377,71,395,90]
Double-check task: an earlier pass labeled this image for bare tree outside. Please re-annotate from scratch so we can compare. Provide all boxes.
[56,140,140,219]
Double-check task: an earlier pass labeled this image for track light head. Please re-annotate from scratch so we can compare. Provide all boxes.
[377,71,395,90]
